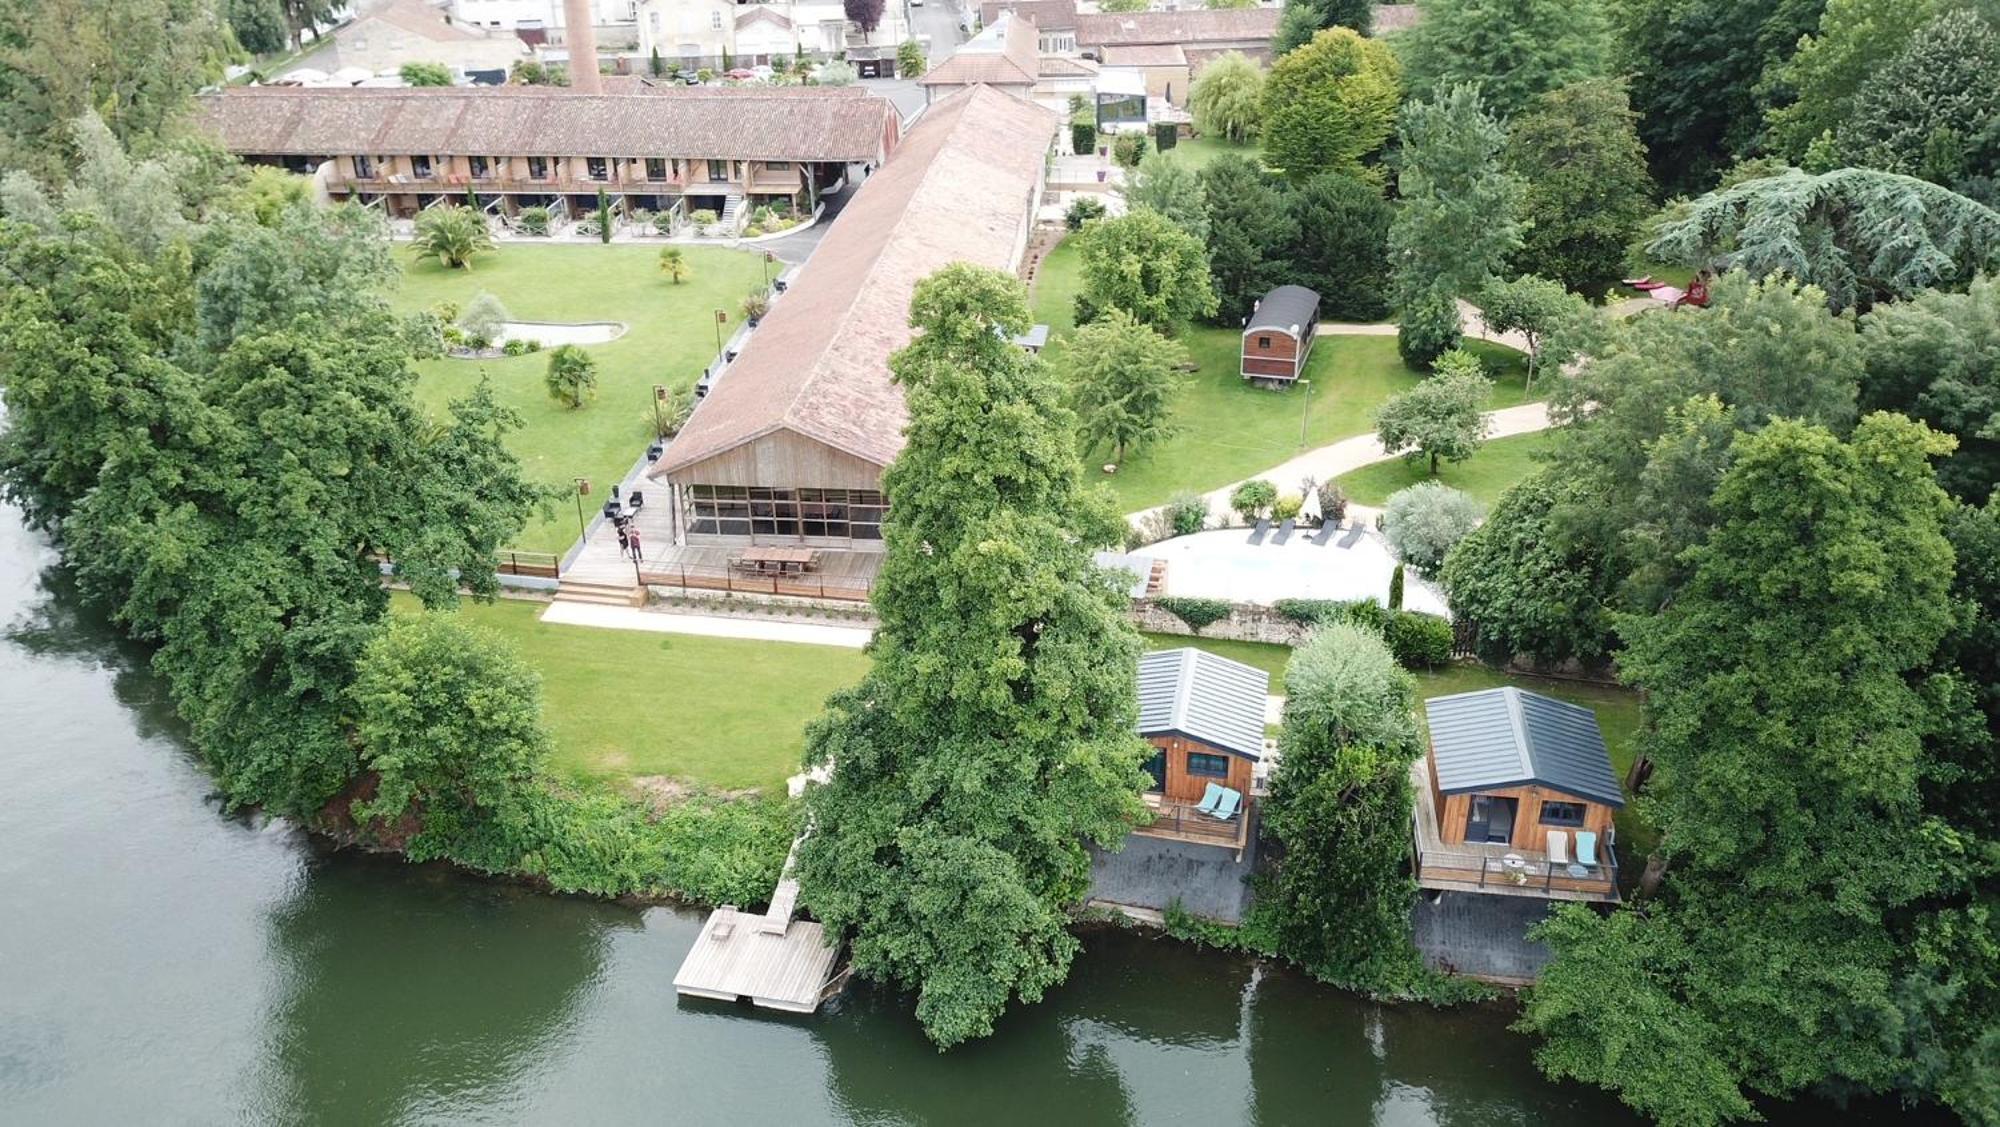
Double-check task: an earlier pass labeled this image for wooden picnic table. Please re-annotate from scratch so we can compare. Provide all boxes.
[735,546,820,575]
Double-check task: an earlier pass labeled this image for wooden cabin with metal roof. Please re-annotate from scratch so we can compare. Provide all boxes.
[1241,284,1319,384]
[1412,687,1624,902]
[1133,648,1269,858]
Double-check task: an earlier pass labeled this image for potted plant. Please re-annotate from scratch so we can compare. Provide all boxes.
[741,287,771,326]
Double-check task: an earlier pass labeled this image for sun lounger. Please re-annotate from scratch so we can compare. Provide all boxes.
[1546,829,1571,866]
[1575,830,1599,868]
[1194,783,1225,816]
[1312,521,1339,545]
[1272,518,1295,545]
[1335,524,1365,548]
[1247,518,1270,545]
[1208,787,1242,821]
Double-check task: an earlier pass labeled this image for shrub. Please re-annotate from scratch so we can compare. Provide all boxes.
[502,338,530,357]
[1381,481,1484,577]
[1274,597,1387,633]
[1274,492,1304,521]
[517,206,551,236]
[1155,596,1234,633]
[1066,195,1107,230]
[1153,121,1179,151]
[1317,480,1350,526]
[544,344,599,409]
[1387,562,1405,610]
[1385,611,1453,669]
[1397,288,1463,369]
[652,211,676,235]
[1113,131,1148,169]
[897,39,926,78]
[1165,490,1209,536]
[458,292,510,349]
[688,207,718,231]
[1229,479,1278,522]
[740,287,771,322]
[1072,117,1098,156]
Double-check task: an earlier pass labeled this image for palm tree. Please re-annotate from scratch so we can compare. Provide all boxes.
[544,345,599,409]
[658,246,690,283]
[410,205,493,270]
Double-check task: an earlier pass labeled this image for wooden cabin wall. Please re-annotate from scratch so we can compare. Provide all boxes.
[1146,734,1253,803]
[1242,330,1302,379]
[1435,782,1615,850]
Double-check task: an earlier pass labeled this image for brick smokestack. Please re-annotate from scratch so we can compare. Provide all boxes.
[564,0,602,93]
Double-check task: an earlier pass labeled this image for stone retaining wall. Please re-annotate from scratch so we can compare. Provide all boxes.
[1130,599,1314,646]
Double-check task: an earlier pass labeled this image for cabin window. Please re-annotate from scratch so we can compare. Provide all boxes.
[469,155,491,178]
[1142,750,1165,792]
[645,158,668,180]
[528,156,551,179]
[689,485,887,540]
[1539,800,1587,827]
[708,159,730,181]
[353,154,375,178]
[1186,752,1230,779]
[586,157,609,180]
[411,154,434,178]
[764,161,789,171]
[1257,335,1272,348]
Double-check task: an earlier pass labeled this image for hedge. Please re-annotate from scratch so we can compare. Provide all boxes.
[1155,597,1233,633]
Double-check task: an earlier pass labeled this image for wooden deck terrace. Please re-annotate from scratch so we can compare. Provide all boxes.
[1133,793,1252,860]
[1410,757,1620,903]
[638,543,883,602]
[673,837,846,1013]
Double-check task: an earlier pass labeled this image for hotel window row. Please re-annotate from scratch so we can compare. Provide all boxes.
[685,485,887,540]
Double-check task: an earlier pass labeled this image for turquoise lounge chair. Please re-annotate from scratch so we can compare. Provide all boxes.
[1208,787,1242,821]
[1575,831,1600,869]
[1194,783,1225,816]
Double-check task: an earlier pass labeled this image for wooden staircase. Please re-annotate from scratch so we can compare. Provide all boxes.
[553,579,644,608]
[1144,559,1168,597]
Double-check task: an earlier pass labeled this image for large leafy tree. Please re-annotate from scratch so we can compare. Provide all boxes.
[1395,0,1612,121]
[1260,27,1401,183]
[1249,622,1438,991]
[1075,207,1217,331]
[1613,0,1825,193]
[0,0,230,181]
[1521,414,1968,1124]
[1061,309,1188,465]
[796,264,1151,1048]
[1650,167,2000,311]
[227,0,288,54]
[1440,470,1618,667]
[1125,150,1209,241]
[1198,155,1296,323]
[1858,275,2000,503]
[1836,7,2000,198]
[1759,0,1940,163]
[1503,79,1654,299]
[1286,171,1392,321]
[1273,0,1374,54]
[1374,348,1491,475]
[1387,85,1522,344]
[1478,274,1593,392]
[1187,51,1265,143]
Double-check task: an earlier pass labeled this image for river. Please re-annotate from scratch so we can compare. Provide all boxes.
[0,501,1939,1125]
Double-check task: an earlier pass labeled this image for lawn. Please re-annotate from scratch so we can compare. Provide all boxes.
[392,243,769,555]
[1142,632,1654,850]
[1031,235,1530,512]
[400,595,868,793]
[1334,429,1560,507]
[1160,136,1261,172]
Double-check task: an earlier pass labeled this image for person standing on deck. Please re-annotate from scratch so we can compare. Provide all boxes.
[628,525,644,562]
[616,521,631,559]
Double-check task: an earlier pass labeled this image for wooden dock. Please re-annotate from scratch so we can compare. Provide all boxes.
[673,839,844,1013]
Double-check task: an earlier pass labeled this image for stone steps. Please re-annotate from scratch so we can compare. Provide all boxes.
[553,580,644,608]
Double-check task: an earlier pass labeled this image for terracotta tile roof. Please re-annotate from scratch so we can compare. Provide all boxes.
[918,12,1040,88]
[977,0,1077,30]
[657,86,1057,476]
[1038,54,1099,78]
[1101,43,1188,67]
[1373,3,1421,32]
[197,86,897,161]
[356,0,489,42]
[1185,44,1271,71]
[1076,7,1281,48]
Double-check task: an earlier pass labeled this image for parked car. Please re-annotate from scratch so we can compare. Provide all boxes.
[673,68,701,85]
[725,67,758,81]
[751,64,774,80]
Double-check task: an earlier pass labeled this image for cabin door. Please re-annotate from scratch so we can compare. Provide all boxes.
[1143,750,1166,793]
[1464,795,1518,845]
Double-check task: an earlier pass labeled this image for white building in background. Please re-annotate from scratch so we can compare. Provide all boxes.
[449,0,638,30]
[634,0,911,71]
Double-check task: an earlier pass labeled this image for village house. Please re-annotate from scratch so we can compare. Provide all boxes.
[1075,7,1281,102]
[978,0,1078,53]
[917,13,1039,104]
[198,85,899,224]
[1412,688,1625,902]
[643,85,1056,587]
[634,0,914,74]
[329,0,530,78]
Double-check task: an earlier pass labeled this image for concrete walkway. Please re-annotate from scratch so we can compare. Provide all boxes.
[539,600,872,648]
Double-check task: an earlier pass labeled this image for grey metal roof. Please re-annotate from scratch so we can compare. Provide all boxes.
[1423,687,1624,807]
[1136,648,1270,760]
[1244,285,1320,335]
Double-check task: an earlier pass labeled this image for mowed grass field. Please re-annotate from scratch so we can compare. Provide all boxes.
[392,243,769,555]
[1335,430,1561,507]
[397,595,868,793]
[1031,237,1531,512]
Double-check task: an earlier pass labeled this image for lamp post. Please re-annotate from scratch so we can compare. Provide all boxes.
[762,249,774,288]
[712,308,726,356]
[651,384,667,439]
[572,477,591,544]
[1296,378,1313,448]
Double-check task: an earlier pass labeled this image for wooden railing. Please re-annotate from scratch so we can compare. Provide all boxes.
[1412,840,1619,900]
[497,550,560,578]
[1135,797,1248,847]
[636,563,874,602]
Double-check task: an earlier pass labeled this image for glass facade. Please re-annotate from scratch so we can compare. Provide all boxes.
[686,485,886,541]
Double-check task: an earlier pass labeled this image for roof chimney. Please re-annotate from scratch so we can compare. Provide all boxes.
[563,0,601,93]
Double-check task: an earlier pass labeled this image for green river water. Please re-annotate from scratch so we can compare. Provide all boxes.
[0,502,1944,1125]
